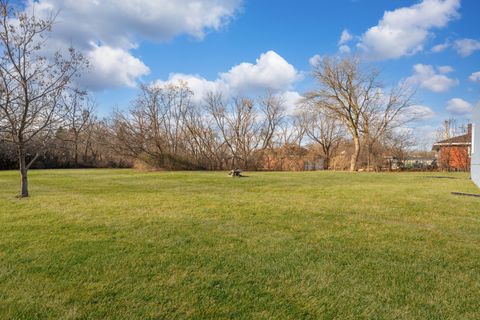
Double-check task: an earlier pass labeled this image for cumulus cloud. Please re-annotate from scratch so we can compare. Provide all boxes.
[357,0,460,60]
[27,0,241,46]
[446,98,473,115]
[338,29,353,45]
[454,38,480,57]
[395,124,441,149]
[155,51,301,108]
[80,45,150,89]
[406,64,458,92]
[437,65,454,74]
[337,29,353,54]
[339,45,351,54]
[220,51,300,94]
[22,0,242,90]
[154,74,225,104]
[469,71,480,83]
[405,105,436,121]
[279,91,303,115]
[309,54,322,67]
[411,124,439,148]
[431,41,450,53]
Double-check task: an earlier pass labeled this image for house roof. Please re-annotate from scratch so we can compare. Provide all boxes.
[432,131,471,150]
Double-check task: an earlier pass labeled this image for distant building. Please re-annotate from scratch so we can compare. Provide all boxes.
[383,156,436,171]
[403,157,437,170]
[472,105,480,187]
[432,124,472,171]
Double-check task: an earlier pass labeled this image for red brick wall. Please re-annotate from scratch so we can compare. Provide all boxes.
[438,146,470,171]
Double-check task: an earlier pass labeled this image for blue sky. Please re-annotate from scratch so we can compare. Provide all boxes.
[19,0,480,145]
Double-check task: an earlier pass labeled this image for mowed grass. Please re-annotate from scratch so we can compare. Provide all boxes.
[0,170,480,320]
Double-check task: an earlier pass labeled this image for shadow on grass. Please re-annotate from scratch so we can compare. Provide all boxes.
[426,176,460,180]
[451,192,480,198]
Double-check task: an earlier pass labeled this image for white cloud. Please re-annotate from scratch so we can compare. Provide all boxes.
[80,45,150,89]
[469,71,480,83]
[454,38,480,57]
[27,0,241,46]
[431,38,480,57]
[431,41,450,52]
[358,0,460,60]
[337,30,353,54]
[411,124,439,148]
[279,91,303,115]
[23,0,242,90]
[446,98,473,115]
[155,51,301,106]
[154,74,226,104]
[338,29,353,45]
[405,105,436,120]
[437,65,454,74]
[220,51,300,95]
[395,124,440,149]
[406,64,458,92]
[339,45,351,54]
[309,54,322,66]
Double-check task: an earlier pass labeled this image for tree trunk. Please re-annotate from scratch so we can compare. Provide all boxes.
[74,142,78,167]
[350,135,360,172]
[323,156,330,170]
[74,132,79,167]
[366,137,371,170]
[18,146,29,198]
[83,138,91,164]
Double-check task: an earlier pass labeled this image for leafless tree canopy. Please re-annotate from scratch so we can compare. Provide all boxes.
[0,0,86,196]
[305,56,415,171]
[0,4,428,194]
[204,91,285,169]
[297,107,344,170]
[107,83,286,171]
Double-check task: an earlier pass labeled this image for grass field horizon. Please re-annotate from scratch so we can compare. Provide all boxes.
[1,169,480,319]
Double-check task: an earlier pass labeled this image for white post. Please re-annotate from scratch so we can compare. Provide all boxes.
[472,103,480,187]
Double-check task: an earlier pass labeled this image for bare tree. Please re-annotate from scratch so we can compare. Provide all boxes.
[306,57,372,171]
[182,100,227,170]
[205,91,285,169]
[61,89,95,167]
[386,130,416,164]
[298,107,345,169]
[111,82,197,169]
[0,1,86,197]
[360,84,415,169]
[259,92,286,151]
[306,56,414,171]
[276,116,305,147]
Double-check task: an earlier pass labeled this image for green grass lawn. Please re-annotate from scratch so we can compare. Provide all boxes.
[1,169,479,319]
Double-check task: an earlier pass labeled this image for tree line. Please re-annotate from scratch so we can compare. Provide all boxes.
[0,1,419,197]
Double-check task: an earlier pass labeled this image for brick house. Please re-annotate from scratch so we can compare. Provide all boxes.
[432,124,472,171]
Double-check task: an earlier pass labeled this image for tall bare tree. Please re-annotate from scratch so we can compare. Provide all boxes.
[110,82,196,169]
[205,91,285,169]
[360,84,415,169]
[0,1,86,197]
[306,57,371,171]
[182,99,227,169]
[306,56,414,171]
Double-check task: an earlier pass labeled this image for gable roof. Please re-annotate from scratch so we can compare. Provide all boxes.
[432,131,471,150]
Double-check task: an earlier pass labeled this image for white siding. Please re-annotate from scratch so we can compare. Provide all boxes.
[472,103,480,187]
